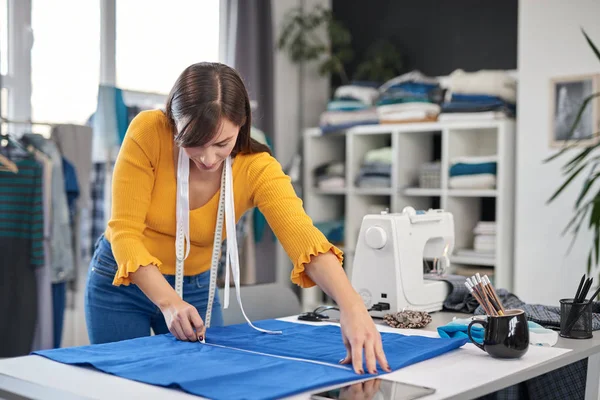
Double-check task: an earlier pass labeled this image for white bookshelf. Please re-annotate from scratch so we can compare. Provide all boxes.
[301,119,516,311]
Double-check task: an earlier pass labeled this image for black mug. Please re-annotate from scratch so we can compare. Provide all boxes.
[467,309,529,359]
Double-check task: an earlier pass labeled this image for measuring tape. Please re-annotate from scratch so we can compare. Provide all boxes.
[175,148,281,335]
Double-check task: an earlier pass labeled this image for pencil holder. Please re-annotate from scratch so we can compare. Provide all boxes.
[560,298,593,339]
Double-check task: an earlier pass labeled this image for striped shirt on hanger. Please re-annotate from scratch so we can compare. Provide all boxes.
[0,156,45,268]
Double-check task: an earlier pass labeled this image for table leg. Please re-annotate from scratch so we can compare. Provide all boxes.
[585,353,600,400]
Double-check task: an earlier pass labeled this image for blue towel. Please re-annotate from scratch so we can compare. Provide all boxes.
[449,162,497,177]
[438,318,546,344]
[438,319,486,343]
[33,320,467,400]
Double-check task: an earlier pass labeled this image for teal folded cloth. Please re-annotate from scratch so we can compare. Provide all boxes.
[437,317,546,344]
[449,162,497,177]
[327,100,370,111]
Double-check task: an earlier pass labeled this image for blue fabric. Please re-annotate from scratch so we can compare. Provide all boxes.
[62,158,79,223]
[314,220,344,244]
[441,96,517,117]
[34,320,467,400]
[253,136,272,243]
[450,93,511,104]
[384,81,439,95]
[437,318,545,343]
[115,87,128,145]
[376,96,432,106]
[449,162,497,177]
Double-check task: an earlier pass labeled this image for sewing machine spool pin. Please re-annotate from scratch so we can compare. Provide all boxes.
[351,207,453,318]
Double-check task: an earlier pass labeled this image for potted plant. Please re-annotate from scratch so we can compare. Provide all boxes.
[277,4,354,85]
[276,6,404,88]
[546,29,600,283]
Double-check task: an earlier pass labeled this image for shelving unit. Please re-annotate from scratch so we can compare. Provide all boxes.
[301,119,516,311]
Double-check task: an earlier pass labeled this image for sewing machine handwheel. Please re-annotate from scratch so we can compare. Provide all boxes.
[402,206,416,215]
[365,226,387,249]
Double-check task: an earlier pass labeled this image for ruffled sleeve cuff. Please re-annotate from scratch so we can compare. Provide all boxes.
[112,247,162,286]
[290,242,344,288]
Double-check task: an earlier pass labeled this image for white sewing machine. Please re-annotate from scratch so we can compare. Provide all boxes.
[351,207,453,317]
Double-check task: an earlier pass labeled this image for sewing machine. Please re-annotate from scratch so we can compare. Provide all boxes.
[351,207,453,317]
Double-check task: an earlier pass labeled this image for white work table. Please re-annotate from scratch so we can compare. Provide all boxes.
[0,311,599,400]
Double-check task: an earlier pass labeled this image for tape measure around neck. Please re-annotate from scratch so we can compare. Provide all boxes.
[175,148,281,335]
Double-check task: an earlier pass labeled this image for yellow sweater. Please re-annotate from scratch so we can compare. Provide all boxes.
[105,110,343,288]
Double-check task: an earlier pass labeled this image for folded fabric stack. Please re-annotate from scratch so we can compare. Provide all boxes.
[439,69,517,120]
[355,146,392,188]
[418,161,441,188]
[313,161,345,190]
[314,220,344,248]
[376,71,443,123]
[448,155,497,189]
[319,82,380,133]
[473,221,496,254]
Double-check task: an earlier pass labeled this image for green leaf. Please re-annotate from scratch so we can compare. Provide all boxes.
[561,139,600,172]
[563,200,591,236]
[565,205,591,254]
[587,227,600,275]
[564,92,600,140]
[575,173,600,207]
[547,163,588,203]
[563,148,600,175]
[589,198,600,229]
[582,28,600,63]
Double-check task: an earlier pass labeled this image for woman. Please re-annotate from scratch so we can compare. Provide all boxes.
[84,62,389,375]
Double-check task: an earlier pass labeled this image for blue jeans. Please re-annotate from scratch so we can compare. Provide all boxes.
[84,236,223,344]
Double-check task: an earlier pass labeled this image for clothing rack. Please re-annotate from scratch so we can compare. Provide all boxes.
[0,117,56,126]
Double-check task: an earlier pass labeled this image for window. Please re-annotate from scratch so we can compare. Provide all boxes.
[0,0,7,76]
[116,0,220,94]
[30,0,100,125]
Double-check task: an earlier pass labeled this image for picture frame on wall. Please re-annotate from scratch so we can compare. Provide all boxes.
[549,73,600,148]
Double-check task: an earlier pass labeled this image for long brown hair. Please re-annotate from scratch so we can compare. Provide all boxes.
[165,62,271,156]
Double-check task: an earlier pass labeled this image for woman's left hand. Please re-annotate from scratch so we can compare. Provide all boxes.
[338,300,391,375]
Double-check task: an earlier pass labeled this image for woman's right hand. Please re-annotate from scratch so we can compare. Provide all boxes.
[160,299,206,341]
[129,264,206,342]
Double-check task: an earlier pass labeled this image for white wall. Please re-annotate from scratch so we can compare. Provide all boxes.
[272,0,331,285]
[515,0,600,304]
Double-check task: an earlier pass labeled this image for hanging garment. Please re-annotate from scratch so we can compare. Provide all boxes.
[22,134,75,283]
[51,124,93,264]
[30,149,54,351]
[33,320,467,400]
[51,125,93,210]
[0,150,44,357]
[90,162,107,251]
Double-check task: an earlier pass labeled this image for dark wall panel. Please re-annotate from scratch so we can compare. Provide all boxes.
[331,0,518,79]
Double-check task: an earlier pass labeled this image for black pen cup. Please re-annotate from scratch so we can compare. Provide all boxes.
[560,298,592,339]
